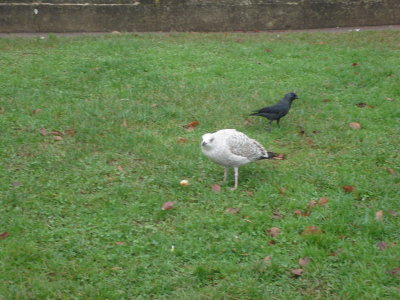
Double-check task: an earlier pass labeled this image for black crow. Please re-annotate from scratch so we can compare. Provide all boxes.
[249,92,299,127]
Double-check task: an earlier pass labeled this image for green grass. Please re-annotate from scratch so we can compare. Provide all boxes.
[0,31,399,299]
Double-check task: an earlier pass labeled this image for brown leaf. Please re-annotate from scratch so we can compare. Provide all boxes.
[386,267,400,277]
[322,99,331,103]
[318,197,329,206]
[183,120,200,131]
[111,266,122,271]
[177,137,188,144]
[225,207,240,214]
[306,137,315,146]
[39,128,47,136]
[290,268,303,277]
[267,227,280,237]
[309,200,317,209]
[302,226,322,236]
[356,102,367,108]
[263,255,272,263]
[53,136,63,141]
[299,257,311,266]
[329,248,344,256]
[151,103,159,108]
[273,153,286,160]
[342,185,355,193]
[294,209,303,216]
[298,129,306,135]
[117,165,123,172]
[267,240,276,245]
[385,97,394,101]
[121,119,128,127]
[388,210,398,217]
[179,179,189,187]
[386,167,396,175]
[279,187,286,194]
[65,129,77,136]
[351,62,359,67]
[376,241,388,251]
[265,48,272,53]
[272,211,282,219]
[49,130,64,136]
[375,210,384,221]
[31,108,42,115]
[115,241,126,245]
[349,122,361,129]
[161,201,175,211]
[0,232,9,240]
[211,184,221,192]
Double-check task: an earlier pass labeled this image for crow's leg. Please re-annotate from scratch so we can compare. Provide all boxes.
[223,167,228,182]
[230,167,239,191]
[276,119,280,127]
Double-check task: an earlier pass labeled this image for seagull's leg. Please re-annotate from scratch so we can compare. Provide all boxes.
[230,167,239,191]
[223,167,228,182]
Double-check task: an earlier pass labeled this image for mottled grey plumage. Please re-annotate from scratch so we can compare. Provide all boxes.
[201,129,277,190]
[249,92,299,127]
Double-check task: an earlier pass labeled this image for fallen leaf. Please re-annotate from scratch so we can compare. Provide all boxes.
[306,137,315,146]
[180,179,189,187]
[117,165,123,172]
[161,201,175,210]
[385,97,394,101]
[10,182,22,187]
[263,256,272,263]
[0,232,9,240]
[290,268,303,277]
[31,108,42,115]
[376,241,388,251]
[39,128,47,136]
[294,209,303,216]
[309,200,317,209]
[53,136,63,141]
[272,211,282,219]
[328,248,344,256]
[375,210,384,221]
[298,129,306,135]
[177,137,188,144]
[183,120,200,131]
[267,227,280,237]
[342,185,355,193]
[49,130,64,136]
[115,241,126,245]
[299,257,311,266]
[111,266,122,271]
[225,207,240,214]
[322,99,331,103]
[351,62,359,67]
[388,210,398,217]
[302,226,322,235]
[386,267,400,277]
[279,187,286,194]
[265,48,272,53]
[64,129,76,136]
[268,240,276,245]
[318,197,329,206]
[121,119,128,127]
[273,153,286,160]
[349,122,361,129]
[151,103,159,108]
[386,167,396,175]
[356,102,367,108]
[211,184,221,192]
[312,130,319,134]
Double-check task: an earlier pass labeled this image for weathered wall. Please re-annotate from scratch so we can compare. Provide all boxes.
[0,0,399,33]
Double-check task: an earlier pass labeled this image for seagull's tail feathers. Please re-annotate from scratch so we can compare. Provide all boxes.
[259,151,278,160]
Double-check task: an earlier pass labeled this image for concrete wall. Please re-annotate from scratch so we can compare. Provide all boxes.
[1,0,399,33]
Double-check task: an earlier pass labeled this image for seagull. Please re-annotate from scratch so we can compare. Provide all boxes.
[249,92,299,128]
[201,129,277,190]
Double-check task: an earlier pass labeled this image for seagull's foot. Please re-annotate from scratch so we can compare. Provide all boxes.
[230,186,237,191]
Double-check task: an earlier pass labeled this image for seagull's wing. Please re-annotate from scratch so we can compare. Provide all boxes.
[227,131,267,161]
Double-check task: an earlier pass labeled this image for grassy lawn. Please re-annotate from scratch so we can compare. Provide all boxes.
[0,31,399,299]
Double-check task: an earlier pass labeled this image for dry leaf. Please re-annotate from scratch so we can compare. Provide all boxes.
[267,227,280,237]
[376,241,388,251]
[388,210,398,217]
[263,255,272,263]
[302,226,322,235]
[309,200,317,209]
[375,210,384,221]
[117,165,123,172]
[31,108,42,115]
[386,267,400,277]
[211,184,221,192]
[0,232,9,240]
[356,102,367,108]
[39,128,47,136]
[349,122,361,129]
[386,167,396,175]
[322,99,331,103]
[121,119,128,127]
[53,136,63,141]
[351,63,359,67]
[265,48,272,53]
[64,129,76,136]
[329,248,344,256]
[161,201,175,210]
[299,257,311,266]
[342,185,355,192]
[177,137,188,144]
[151,103,159,108]
[272,211,282,219]
[290,268,303,277]
[268,240,276,245]
[10,182,22,187]
[225,207,240,214]
[111,266,122,270]
[180,179,189,187]
[318,197,329,206]
[49,130,64,136]
[273,153,286,160]
[183,120,200,131]
[115,241,126,245]
[385,97,394,101]
[279,187,286,194]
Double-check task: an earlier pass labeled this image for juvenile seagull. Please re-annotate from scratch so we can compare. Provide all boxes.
[201,129,277,190]
[249,92,299,128]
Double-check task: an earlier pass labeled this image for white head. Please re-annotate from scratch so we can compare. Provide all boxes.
[201,133,216,149]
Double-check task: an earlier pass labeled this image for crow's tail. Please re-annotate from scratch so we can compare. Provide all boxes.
[249,112,260,116]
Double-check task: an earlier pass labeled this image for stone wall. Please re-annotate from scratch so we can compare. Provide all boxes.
[1,0,399,33]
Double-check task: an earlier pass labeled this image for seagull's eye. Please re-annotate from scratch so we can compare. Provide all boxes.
[210,138,214,142]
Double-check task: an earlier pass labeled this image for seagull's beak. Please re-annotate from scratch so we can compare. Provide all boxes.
[201,141,207,147]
